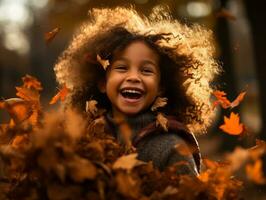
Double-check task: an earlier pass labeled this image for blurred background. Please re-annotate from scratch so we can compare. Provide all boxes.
[0,0,265,172]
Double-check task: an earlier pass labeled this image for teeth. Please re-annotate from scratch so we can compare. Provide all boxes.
[122,89,141,94]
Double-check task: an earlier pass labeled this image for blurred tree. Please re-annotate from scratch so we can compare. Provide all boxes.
[245,1,266,140]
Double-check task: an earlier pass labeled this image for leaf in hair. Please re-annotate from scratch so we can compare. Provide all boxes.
[97,54,110,70]
[45,27,61,44]
[156,112,168,131]
[151,97,168,111]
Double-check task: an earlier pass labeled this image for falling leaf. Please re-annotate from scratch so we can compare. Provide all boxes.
[113,153,145,171]
[156,112,168,131]
[16,87,40,102]
[212,90,231,109]
[0,98,32,124]
[212,90,246,109]
[97,54,110,70]
[151,97,168,111]
[219,112,244,135]
[49,85,69,105]
[86,100,98,116]
[246,159,266,185]
[22,75,43,91]
[45,27,61,43]
[216,8,236,21]
[230,91,246,108]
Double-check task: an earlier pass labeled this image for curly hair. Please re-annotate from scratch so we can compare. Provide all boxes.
[54,6,220,134]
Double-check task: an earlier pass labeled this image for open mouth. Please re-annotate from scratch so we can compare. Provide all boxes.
[120,89,143,100]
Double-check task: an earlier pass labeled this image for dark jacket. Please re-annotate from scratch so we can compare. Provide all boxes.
[104,112,201,176]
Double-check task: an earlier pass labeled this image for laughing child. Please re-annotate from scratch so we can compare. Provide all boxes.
[54,6,220,175]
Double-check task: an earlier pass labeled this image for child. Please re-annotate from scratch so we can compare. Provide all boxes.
[54,6,220,175]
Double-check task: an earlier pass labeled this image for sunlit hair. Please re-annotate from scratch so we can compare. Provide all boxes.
[54,6,220,134]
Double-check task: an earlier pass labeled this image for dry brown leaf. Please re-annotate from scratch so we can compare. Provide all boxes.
[219,112,244,135]
[22,75,43,91]
[16,87,40,102]
[45,27,60,43]
[97,54,110,70]
[151,97,168,111]
[1,98,32,124]
[246,159,266,185]
[68,157,97,182]
[156,112,168,131]
[230,91,246,108]
[11,135,28,150]
[49,85,69,105]
[113,153,145,171]
[86,100,98,116]
[115,172,140,199]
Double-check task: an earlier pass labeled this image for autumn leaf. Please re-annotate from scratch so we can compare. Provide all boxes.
[1,98,32,124]
[246,159,266,185]
[113,153,145,171]
[212,90,246,109]
[45,27,60,43]
[16,87,40,102]
[115,172,140,199]
[212,90,231,109]
[11,135,28,150]
[216,8,236,21]
[22,74,43,91]
[156,112,168,131]
[49,85,69,105]
[97,54,110,70]
[151,97,168,111]
[219,112,244,135]
[230,91,246,108]
[86,100,98,116]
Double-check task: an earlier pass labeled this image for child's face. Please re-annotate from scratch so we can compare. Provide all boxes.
[104,41,160,117]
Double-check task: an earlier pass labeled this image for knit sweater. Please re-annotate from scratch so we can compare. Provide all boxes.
[104,112,201,176]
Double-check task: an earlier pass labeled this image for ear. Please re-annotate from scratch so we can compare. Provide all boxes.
[98,79,106,93]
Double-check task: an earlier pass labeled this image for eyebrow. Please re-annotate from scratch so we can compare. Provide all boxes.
[113,57,158,67]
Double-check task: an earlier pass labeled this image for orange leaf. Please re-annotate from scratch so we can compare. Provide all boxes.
[11,135,28,149]
[16,87,40,102]
[22,74,43,91]
[156,112,168,131]
[49,85,69,105]
[45,27,60,43]
[230,91,246,108]
[219,112,244,135]
[2,98,32,124]
[246,159,266,185]
[212,90,231,109]
[151,97,168,111]
[113,153,145,171]
[97,54,110,70]
[212,90,246,109]
[216,8,236,21]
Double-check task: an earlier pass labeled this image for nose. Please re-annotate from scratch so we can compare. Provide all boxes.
[125,70,141,83]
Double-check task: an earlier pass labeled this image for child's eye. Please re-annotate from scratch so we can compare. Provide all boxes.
[141,67,154,75]
[114,65,127,72]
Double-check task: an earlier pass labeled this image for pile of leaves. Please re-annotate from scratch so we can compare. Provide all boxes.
[0,75,265,200]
